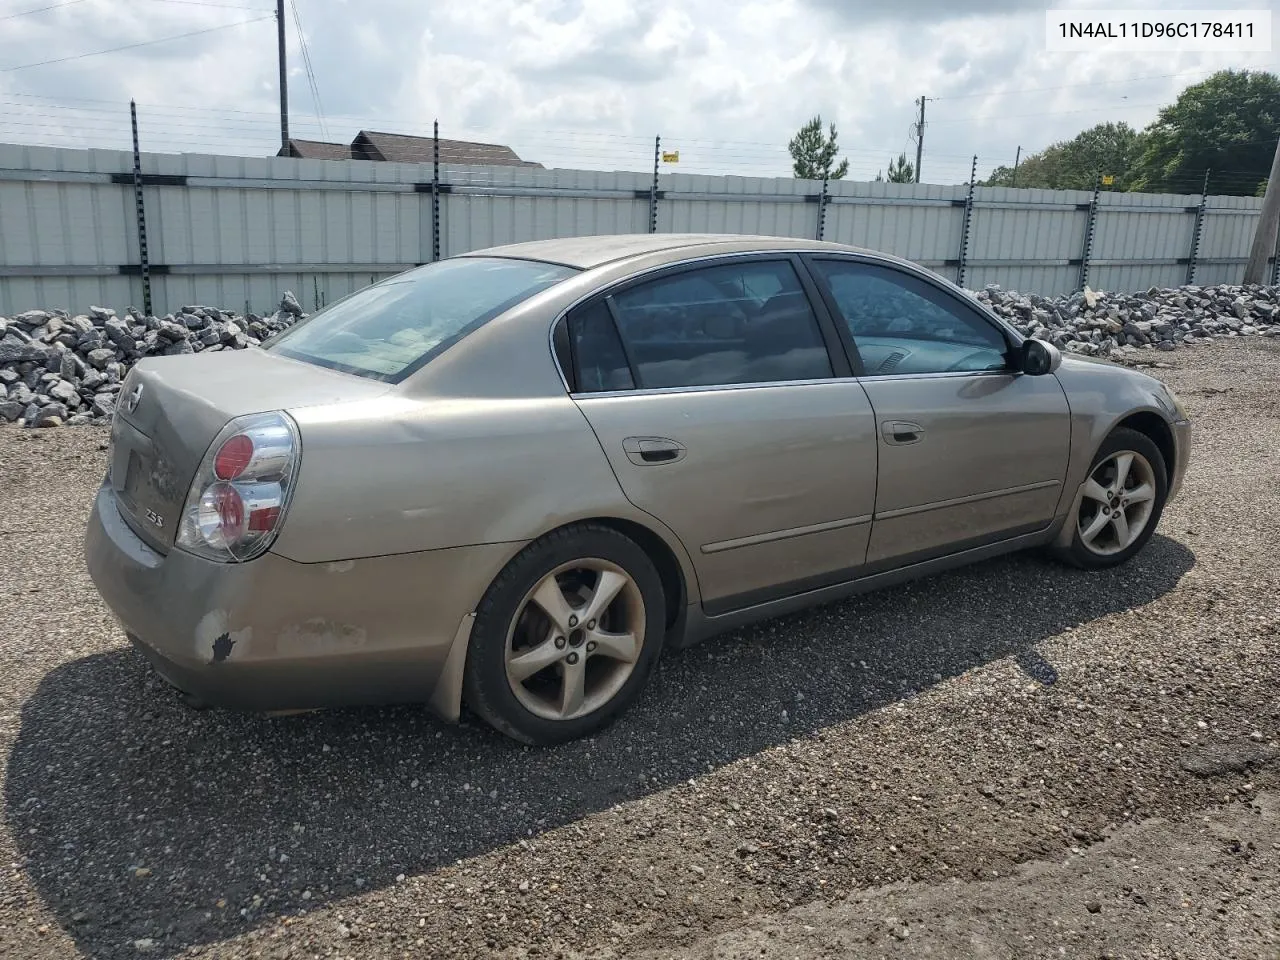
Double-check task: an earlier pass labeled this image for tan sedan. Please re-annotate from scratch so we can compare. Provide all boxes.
[86,234,1191,744]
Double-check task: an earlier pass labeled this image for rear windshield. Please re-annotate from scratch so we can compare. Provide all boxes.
[265,257,578,382]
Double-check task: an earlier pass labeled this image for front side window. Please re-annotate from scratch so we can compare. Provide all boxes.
[266,257,577,382]
[811,260,1010,376]
[572,260,832,391]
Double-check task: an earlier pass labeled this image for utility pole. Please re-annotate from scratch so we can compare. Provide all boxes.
[913,96,926,183]
[276,0,289,152]
[1011,145,1021,187]
[1244,133,1280,284]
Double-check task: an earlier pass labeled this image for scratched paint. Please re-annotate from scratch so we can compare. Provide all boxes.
[277,618,368,655]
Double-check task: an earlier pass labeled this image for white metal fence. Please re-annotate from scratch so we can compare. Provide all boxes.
[0,141,1270,317]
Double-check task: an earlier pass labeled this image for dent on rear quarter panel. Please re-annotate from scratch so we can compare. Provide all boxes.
[273,392,636,561]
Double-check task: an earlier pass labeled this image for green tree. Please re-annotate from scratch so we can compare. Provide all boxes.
[885,152,914,183]
[1131,69,1280,196]
[983,122,1144,190]
[788,115,849,181]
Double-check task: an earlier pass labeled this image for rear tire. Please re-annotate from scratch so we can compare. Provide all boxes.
[1054,426,1168,570]
[462,523,665,746]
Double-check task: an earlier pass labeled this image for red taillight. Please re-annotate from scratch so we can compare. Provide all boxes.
[248,505,280,532]
[214,434,254,480]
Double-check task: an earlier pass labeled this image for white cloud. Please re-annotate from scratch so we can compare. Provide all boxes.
[0,0,1273,182]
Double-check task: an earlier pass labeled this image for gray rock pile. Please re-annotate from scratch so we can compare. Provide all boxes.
[974,282,1280,356]
[0,294,306,427]
[3,282,1280,428]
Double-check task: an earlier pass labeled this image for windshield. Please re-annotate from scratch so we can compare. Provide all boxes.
[265,257,578,382]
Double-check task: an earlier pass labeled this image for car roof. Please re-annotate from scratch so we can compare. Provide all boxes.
[458,233,881,270]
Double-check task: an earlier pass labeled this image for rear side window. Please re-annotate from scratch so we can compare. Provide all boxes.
[568,301,635,392]
[572,260,832,391]
[266,257,577,382]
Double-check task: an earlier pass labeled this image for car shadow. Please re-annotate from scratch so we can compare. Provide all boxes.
[5,535,1195,957]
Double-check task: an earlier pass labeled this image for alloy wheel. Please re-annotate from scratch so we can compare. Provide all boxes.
[504,558,647,722]
[1077,450,1158,556]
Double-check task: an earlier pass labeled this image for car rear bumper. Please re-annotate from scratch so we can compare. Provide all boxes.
[1169,418,1191,501]
[84,482,519,715]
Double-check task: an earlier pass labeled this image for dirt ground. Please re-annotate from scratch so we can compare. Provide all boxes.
[1,338,1278,959]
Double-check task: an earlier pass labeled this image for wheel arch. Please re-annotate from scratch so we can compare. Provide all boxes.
[1113,410,1176,484]
[431,513,696,724]
[1051,407,1175,552]
[578,516,690,636]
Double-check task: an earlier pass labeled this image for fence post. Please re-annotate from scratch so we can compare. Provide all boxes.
[1078,175,1101,292]
[1185,169,1209,285]
[1272,214,1280,286]
[128,100,152,316]
[955,154,977,289]
[431,120,441,262]
[816,173,830,241]
[649,136,660,234]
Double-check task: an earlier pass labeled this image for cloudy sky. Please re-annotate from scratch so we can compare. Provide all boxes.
[0,0,1275,183]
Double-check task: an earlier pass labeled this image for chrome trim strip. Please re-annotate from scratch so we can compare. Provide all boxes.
[874,478,1062,521]
[701,513,873,554]
[572,377,847,400]
[845,369,1014,383]
[569,369,1015,400]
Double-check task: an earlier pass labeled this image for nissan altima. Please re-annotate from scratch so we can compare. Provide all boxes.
[85,234,1191,744]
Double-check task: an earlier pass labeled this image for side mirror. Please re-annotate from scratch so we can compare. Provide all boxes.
[1020,338,1062,376]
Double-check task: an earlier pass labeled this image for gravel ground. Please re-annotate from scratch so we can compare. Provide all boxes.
[1,339,1278,960]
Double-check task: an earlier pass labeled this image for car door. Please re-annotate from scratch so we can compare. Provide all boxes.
[558,255,879,614]
[806,256,1071,568]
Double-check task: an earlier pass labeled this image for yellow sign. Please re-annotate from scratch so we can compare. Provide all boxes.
[662,151,680,163]
[1101,174,1115,186]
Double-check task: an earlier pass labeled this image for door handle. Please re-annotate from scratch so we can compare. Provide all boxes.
[881,420,924,445]
[623,436,687,466]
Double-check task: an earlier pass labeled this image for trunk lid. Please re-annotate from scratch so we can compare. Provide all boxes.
[108,348,390,554]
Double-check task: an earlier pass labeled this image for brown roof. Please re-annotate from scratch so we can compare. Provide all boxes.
[278,138,352,160]
[351,130,542,167]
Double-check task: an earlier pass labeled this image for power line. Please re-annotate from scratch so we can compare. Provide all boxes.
[145,0,272,9]
[0,98,993,161]
[0,90,995,159]
[0,89,996,162]
[289,0,327,140]
[0,0,85,21]
[0,15,274,72]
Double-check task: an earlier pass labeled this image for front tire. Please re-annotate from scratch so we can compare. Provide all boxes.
[1056,426,1168,570]
[462,524,666,745]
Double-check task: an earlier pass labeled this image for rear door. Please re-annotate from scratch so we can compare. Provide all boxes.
[806,256,1071,568]
[560,255,879,614]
